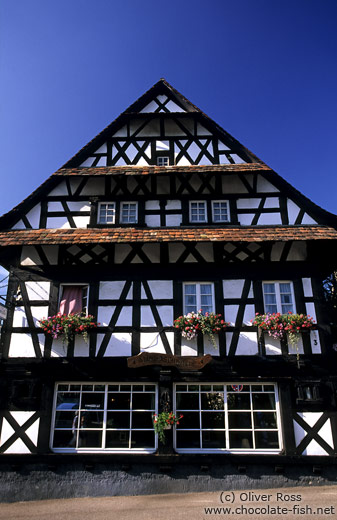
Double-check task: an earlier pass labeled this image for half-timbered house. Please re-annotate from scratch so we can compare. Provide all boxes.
[0,79,337,499]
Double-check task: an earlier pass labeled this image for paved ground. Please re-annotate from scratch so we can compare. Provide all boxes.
[1,485,337,520]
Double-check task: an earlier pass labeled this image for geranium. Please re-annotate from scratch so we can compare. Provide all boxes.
[153,411,183,444]
[251,312,315,347]
[39,313,99,345]
[174,310,229,348]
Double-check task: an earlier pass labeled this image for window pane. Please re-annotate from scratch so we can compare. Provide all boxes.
[78,430,102,448]
[201,393,224,410]
[132,393,155,410]
[255,431,279,449]
[176,431,200,449]
[108,393,131,410]
[229,431,253,449]
[81,393,104,410]
[252,393,276,410]
[202,412,225,429]
[80,411,103,428]
[228,412,251,429]
[176,411,200,429]
[202,431,226,449]
[176,393,199,410]
[106,412,130,429]
[131,431,155,449]
[253,412,277,429]
[227,393,250,410]
[132,412,153,429]
[106,431,129,448]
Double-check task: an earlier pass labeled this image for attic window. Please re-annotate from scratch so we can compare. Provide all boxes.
[157,156,169,166]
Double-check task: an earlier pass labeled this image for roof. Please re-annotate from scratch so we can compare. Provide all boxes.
[0,226,336,247]
[54,163,272,177]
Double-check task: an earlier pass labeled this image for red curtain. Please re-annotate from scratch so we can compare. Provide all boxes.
[59,286,83,314]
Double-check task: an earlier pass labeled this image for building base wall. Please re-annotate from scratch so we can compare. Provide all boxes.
[0,457,336,502]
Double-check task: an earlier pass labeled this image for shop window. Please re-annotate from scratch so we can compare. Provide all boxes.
[174,383,281,453]
[262,282,295,314]
[212,201,230,223]
[59,285,88,315]
[51,383,157,452]
[189,201,207,223]
[183,283,214,314]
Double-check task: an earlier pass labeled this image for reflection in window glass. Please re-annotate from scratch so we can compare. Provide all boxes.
[175,383,281,453]
[52,383,157,452]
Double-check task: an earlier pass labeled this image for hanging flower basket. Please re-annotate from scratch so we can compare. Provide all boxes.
[39,313,99,346]
[153,412,183,444]
[174,310,230,348]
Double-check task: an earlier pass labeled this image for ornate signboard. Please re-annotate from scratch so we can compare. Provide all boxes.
[127,352,212,371]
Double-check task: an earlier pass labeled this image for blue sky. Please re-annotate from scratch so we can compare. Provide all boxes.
[0,0,336,219]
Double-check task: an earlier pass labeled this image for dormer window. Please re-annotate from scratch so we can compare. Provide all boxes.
[157,156,169,166]
[189,201,207,223]
[212,201,230,223]
[98,203,115,224]
[121,202,138,224]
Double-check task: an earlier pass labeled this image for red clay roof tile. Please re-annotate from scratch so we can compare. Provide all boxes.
[0,226,336,246]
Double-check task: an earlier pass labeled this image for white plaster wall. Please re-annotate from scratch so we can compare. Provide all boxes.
[97,306,132,327]
[264,335,282,355]
[237,199,261,209]
[8,333,45,357]
[293,413,333,455]
[73,335,90,356]
[256,213,282,225]
[264,197,279,208]
[310,330,321,354]
[80,157,96,167]
[141,281,173,299]
[222,175,249,194]
[13,306,49,328]
[48,181,68,196]
[12,220,26,230]
[165,99,185,112]
[270,243,285,262]
[26,281,50,300]
[166,215,182,226]
[145,215,161,227]
[142,244,160,263]
[96,332,132,356]
[20,246,42,266]
[169,244,185,263]
[99,281,132,300]
[302,278,313,297]
[140,332,174,353]
[41,245,59,265]
[140,306,173,327]
[230,154,245,164]
[115,245,132,263]
[287,200,301,224]
[217,140,230,150]
[112,125,128,137]
[0,412,39,454]
[48,202,63,212]
[137,119,160,136]
[223,280,253,299]
[95,143,107,154]
[73,216,90,228]
[25,204,41,229]
[287,335,304,355]
[80,178,105,196]
[181,337,198,356]
[305,302,317,321]
[157,176,170,194]
[166,200,181,210]
[67,202,91,212]
[194,243,214,262]
[198,123,212,136]
[302,213,317,224]
[287,242,307,261]
[140,100,160,112]
[145,201,160,210]
[164,119,187,136]
[238,214,254,225]
[235,332,259,355]
[219,155,231,165]
[256,177,279,193]
[224,304,255,326]
[46,217,70,229]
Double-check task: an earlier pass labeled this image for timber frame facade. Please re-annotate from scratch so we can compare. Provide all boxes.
[0,79,337,498]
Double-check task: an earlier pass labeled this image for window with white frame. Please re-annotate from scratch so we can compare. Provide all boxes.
[98,202,115,224]
[174,383,281,453]
[183,283,214,314]
[59,285,88,315]
[212,201,230,223]
[189,201,207,223]
[120,202,138,224]
[51,383,157,452]
[263,282,295,314]
[157,156,169,166]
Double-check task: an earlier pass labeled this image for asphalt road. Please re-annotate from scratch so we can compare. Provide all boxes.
[1,485,337,520]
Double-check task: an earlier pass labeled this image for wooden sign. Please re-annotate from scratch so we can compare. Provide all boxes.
[127,352,212,371]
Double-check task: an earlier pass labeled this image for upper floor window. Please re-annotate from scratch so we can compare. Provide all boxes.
[59,285,88,315]
[183,283,214,314]
[120,202,138,224]
[212,201,230,223]
[98,203,115,224]
[157,156,169,166]
[263,282,295,314]
[189,201,207,223]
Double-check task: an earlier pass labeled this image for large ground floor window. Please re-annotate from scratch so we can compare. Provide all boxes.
[174,383,282,453]
[51,383,157,452]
